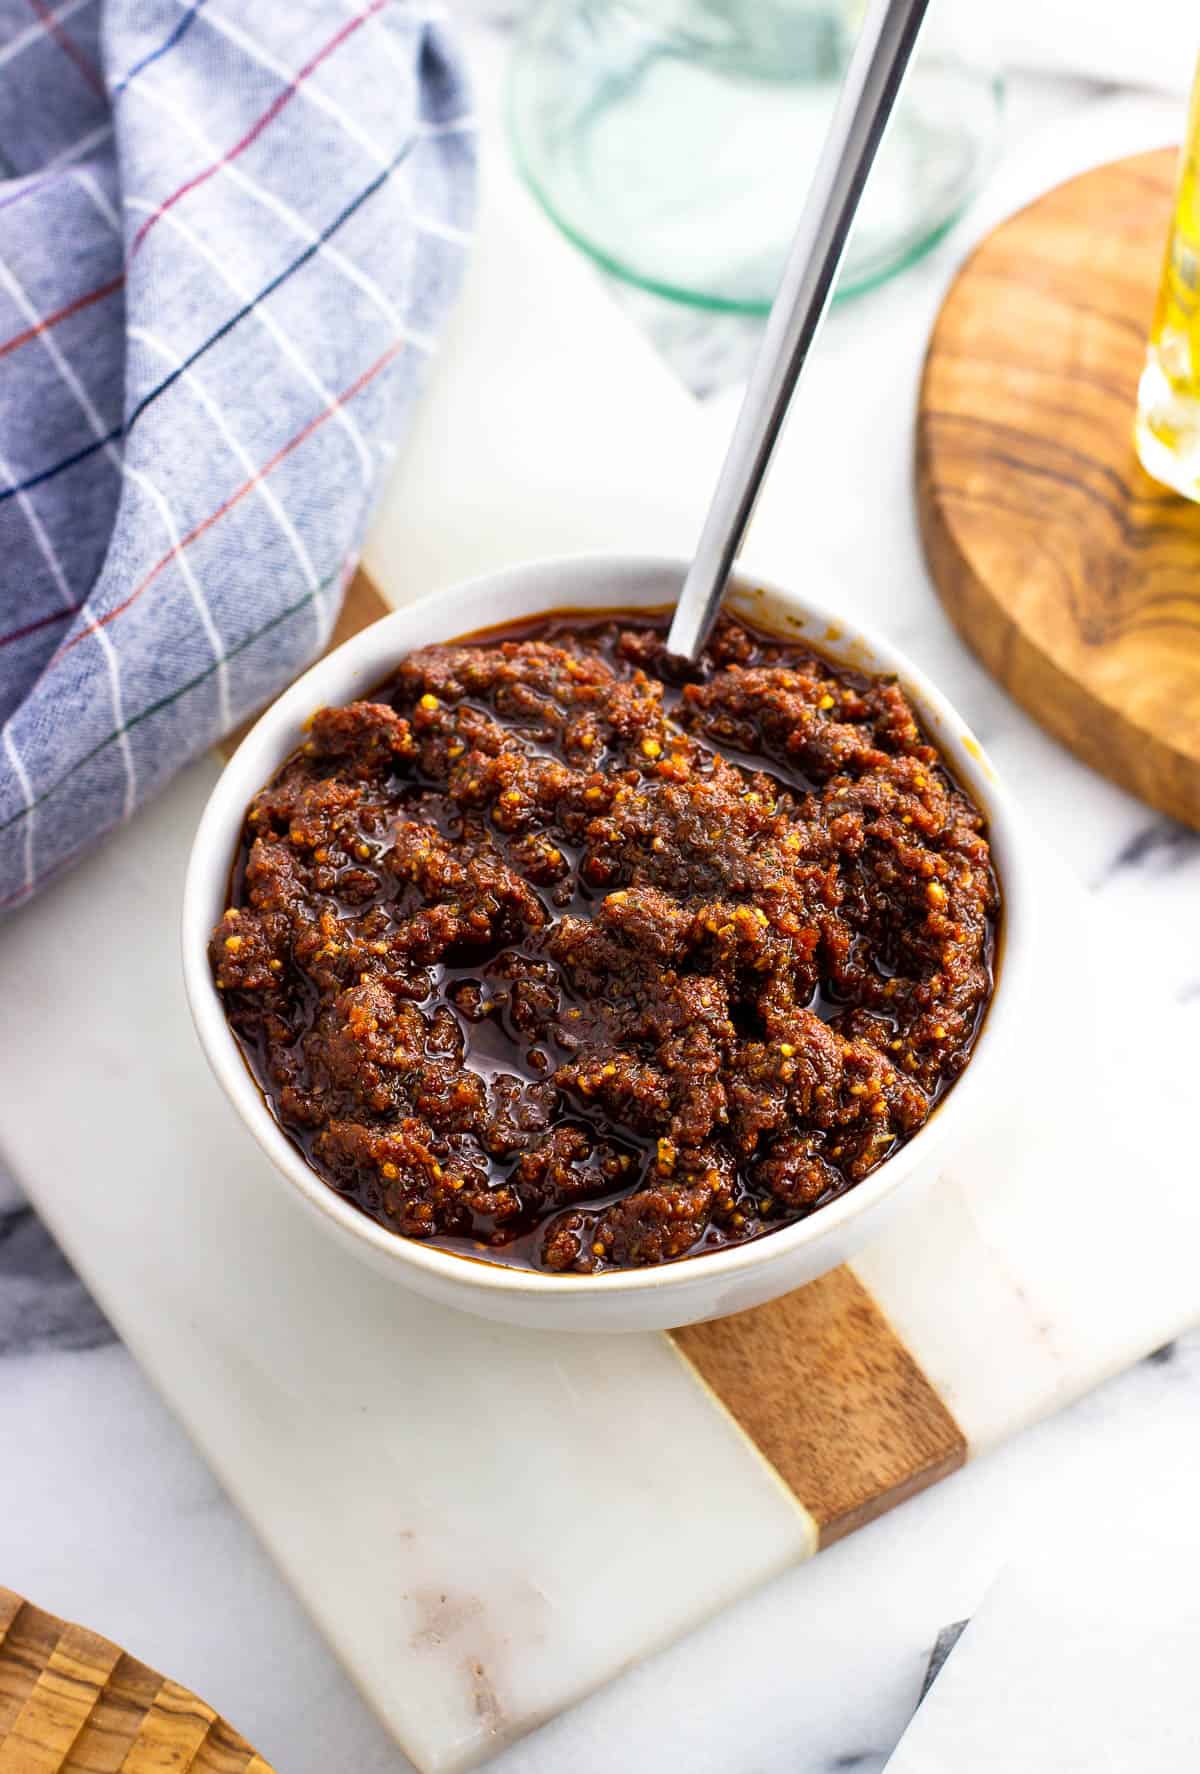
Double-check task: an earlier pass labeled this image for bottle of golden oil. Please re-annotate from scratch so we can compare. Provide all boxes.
[1135,58,1200,498]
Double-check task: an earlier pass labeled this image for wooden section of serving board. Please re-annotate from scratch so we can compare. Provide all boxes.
[222,566,967,1549]
[917,147,1200,831]
[674,1269,965,1546]
[0,1590,271,1773]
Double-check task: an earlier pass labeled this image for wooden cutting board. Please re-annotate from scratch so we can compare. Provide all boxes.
[917,147,1200,830]
[0,1590,272,1773]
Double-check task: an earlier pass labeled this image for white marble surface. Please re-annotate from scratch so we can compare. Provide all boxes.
[884,1516,1200,1770]
[2,13,1199,1774]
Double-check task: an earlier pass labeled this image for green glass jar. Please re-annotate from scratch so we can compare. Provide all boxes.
[509,0,1003,313]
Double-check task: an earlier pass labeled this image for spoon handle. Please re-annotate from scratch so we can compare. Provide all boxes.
[667,0,932,661]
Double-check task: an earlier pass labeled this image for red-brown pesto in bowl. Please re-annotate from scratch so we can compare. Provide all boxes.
[210,611,999,1274]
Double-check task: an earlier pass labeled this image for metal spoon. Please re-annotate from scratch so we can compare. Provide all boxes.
[667,0,932,661]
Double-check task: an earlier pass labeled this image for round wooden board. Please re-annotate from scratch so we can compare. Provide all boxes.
[917,146,1200,829]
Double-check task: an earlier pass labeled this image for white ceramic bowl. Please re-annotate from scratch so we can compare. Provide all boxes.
[183,554,1030,1332]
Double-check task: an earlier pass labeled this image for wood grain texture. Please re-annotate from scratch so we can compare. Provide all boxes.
[0,1591,273,1773]
[217,568,391,761]
[673,1269,966,1545]
[917,146,1200,829]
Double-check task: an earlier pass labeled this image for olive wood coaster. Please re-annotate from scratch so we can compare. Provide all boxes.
[0,1589,272,1773]
[917,147,1200,830]
[218,565,965,1547]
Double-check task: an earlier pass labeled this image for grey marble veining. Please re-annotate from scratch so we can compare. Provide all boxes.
[919,1624,969,1702]
[1096,817,1200,884]
[601,284,766,400]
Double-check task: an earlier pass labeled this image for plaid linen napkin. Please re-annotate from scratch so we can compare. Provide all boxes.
[0,0,475,911]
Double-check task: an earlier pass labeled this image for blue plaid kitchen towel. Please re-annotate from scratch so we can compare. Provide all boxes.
[0,0,475,910]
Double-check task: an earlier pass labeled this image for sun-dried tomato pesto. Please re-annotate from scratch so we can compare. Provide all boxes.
[211,612,998,1273]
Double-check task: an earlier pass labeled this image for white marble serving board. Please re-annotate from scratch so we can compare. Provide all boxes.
[1,70,1198,1774]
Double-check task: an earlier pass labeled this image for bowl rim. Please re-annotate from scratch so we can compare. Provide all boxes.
[182,551,1031,1301]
